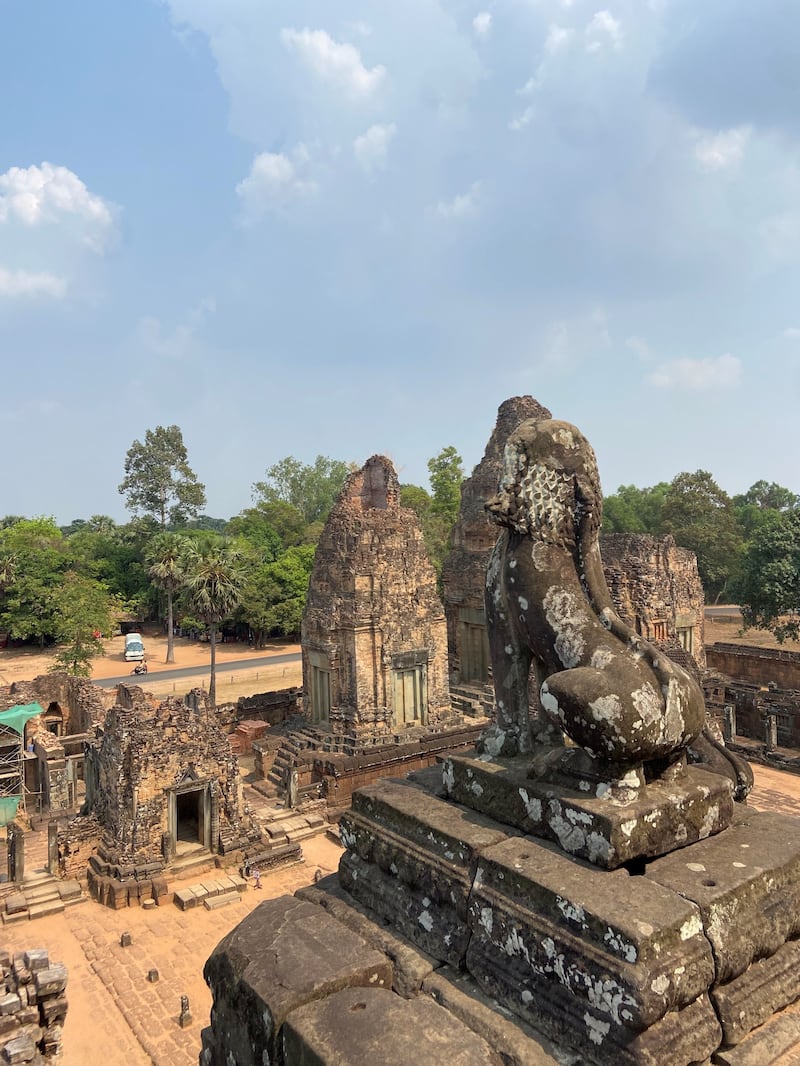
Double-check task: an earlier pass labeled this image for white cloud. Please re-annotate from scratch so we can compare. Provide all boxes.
[236,151,317,219]
[625,335,652,361]
[0,162,114,251]
[545,24,573,54]
[585,11,623,52]
[280,27,385,99]
[473,13,492,38]
[782,327,800,339]
[509,105,535,132]
[0,266,67,299]
[648,354,742,391]
[434,182,481,219]
[354,123,396,175]
[694,127,750,171]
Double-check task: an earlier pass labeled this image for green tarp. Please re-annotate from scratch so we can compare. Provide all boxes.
[0,702,43,736]
[0,796,20,825]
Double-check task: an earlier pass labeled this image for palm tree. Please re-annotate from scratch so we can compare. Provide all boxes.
[146,533,188,664]
[183,540,246,707]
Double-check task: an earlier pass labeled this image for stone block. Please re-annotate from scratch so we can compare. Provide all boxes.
[339,778,512,965]
[646,808,800,984]
[296,876,438,998]
[201,895,391,1066]
[26,900,64,921]
[423,967,569,1066]
[282,986,503,1065]
[1,1032,36,1064]
[33,965,67,998]
[40,995,67,1025]
[710,937,800,1045]
[0,994,21,1016]
[712,1005,800,1065]
[3,896,27,917]
[443,754,734,870]
[21,951,48,973]
[174,889,196,911]
[467,834,714,1030]
[56,880,82,901]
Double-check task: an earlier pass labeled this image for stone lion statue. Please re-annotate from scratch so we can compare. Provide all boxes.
[481,418,750,795]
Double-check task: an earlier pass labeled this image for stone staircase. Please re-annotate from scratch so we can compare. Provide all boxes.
[0,821,86,924]
[449,683,495,720]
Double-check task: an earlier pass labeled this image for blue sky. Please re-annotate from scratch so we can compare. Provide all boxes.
[2,0,799,524]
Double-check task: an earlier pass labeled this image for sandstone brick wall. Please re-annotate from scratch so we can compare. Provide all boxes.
[601,533,706,668]
[0,673,112,737]
[707,644,800,690]
[302,456,451,744]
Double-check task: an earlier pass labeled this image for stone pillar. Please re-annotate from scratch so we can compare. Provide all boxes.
[7,821,24,883]
[723,705,736,744]
[47,820,59,876]
[765,714,778,752]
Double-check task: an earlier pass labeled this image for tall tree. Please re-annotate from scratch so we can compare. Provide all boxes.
[119,425,206,528]
[0,518,67,645]
[183,541,246,707]
[736,510,800,643]
[253,455,350,525]
[146,532,189,664]
[660,470,744,602]
[427,446,464,523]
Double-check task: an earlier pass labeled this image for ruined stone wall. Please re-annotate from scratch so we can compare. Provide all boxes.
[84,685,246,867]
[302,456,451,744]
[0,673,112,736]
[706,643,800,690]
[442,396,551,685]
[601,534,706,668]
[236,687,302,725]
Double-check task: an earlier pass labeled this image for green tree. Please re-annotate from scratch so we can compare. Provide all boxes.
[427,446,464,523]
[0,518,67,645]
[660,471,744,602]
[400,483,451,579]
[50,573,117,676]
[602,483,669,535]
[146,532,189,664]
[736,510,800,642]
[119,425,206,528]
[253,455,350,525]
[238,545,315,645]
[183,540,246,707]
[225,508,283,559]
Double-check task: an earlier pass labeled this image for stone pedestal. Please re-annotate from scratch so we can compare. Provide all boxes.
[336,770,800,1065]
[442,751,734,869]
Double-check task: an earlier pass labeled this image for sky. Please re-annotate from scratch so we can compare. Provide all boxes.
[2,0,800,525]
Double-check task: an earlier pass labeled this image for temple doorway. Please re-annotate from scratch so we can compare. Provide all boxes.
[170,783,210,855]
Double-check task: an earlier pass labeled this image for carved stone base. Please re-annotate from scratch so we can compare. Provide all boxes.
[443,751,734,869]
[336,776,800,1065]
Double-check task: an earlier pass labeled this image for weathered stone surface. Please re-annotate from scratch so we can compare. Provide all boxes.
[712,1003,800,1066]
[423,966,574,1066]
[711,938,800,1046]
[444,753,733,868]
[295,874,439,998]
[339,778,512,964]
[482,418,705,765]
[466,834,713,1033]
[201,895,392,1066]
[302,455,453,746]
[33,966,66,998]
[646,809,800,984]
[282,986,503,1066]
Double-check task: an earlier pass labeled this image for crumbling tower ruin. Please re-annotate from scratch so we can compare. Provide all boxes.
[301,455,452,748]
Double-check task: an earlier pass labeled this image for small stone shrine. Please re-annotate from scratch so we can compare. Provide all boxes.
[301,455,453,747]
[61,685,264,906]
[202,411,800,1065]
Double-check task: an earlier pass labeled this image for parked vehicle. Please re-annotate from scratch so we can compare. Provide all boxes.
[124,633,145,662]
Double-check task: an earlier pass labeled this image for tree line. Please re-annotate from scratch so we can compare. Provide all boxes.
[0,427,465,691]
[603,473,800,640]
